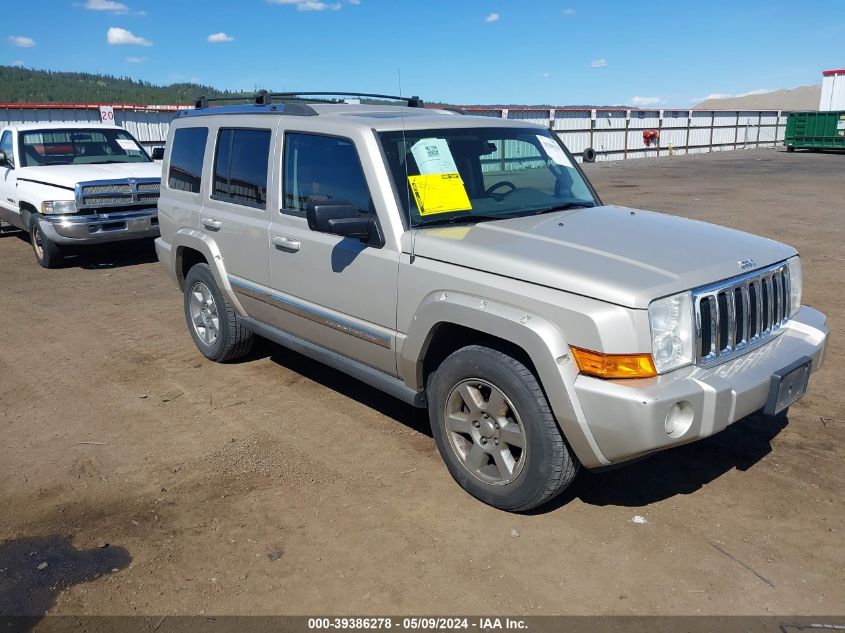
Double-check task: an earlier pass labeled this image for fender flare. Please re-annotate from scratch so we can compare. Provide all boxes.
[170,228,247,316]
[401,291,609,467]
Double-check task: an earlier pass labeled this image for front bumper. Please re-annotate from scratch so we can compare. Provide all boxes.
[38,209,159,245]
[574,305,828,467]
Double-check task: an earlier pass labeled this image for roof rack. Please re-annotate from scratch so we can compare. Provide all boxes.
[193,91,424,110]
[252,91,425,108]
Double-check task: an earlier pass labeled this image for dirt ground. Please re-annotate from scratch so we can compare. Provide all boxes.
[0,148,842,618]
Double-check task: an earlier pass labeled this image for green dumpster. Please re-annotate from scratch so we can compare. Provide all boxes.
[785,111,845,151]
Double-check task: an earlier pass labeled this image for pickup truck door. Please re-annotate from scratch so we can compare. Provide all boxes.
[0,130,20,226]
[265,131,399,376]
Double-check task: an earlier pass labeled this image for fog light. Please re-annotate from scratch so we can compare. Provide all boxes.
[665,401,693,437]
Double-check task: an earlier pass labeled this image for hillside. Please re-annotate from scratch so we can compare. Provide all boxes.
[694,84,821,111]
[0,65,250,104]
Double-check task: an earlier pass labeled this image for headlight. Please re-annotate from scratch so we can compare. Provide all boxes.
[786,256,802,316]
[648,292,694,374]
[41,200,77,215]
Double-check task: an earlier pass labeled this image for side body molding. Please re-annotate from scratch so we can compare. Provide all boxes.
[170,228,247,316]
[400,291,610,467]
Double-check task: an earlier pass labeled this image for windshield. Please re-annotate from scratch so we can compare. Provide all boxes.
[379,127,597,227]
[19,128,151,167]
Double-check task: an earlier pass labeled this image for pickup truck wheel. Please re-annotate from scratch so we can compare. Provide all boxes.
[30,220,64,269]
[183,263,253,362]
[428,345,578,511]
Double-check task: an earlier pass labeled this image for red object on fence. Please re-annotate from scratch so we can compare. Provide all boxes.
[643,129,660,146]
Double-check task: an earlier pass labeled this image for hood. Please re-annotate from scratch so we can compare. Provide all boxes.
[18,162,162,190]
[412,205,796,309]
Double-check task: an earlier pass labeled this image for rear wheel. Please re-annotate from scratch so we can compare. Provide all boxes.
[427,345,578,511]
[183,263,253,362]
[30,219,64,268]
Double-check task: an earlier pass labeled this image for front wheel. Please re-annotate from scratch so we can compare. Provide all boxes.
[183,263,254,362]
[30,219,64,268]
[427,345,578,511]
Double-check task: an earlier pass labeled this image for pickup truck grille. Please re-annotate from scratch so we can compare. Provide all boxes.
[694,262,791,365]
[76,178,160,210]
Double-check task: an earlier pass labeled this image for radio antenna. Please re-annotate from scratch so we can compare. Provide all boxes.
[397,67,416,262]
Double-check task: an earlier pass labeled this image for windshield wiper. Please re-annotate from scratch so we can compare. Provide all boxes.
[418,214,507,228]
[87,160,124,164]
[530,201,595,215]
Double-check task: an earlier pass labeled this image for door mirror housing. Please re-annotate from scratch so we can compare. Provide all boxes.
[306,199,377,243]
[151,147,165,160]
[0,151,11,167]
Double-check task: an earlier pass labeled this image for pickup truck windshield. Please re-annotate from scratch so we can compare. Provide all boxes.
[379,127,597,228]
[19,128,151,167]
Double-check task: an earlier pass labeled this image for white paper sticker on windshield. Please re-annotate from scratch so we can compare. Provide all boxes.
[537,135,572,168]
[411,138,458,175]
[116,138,140,152]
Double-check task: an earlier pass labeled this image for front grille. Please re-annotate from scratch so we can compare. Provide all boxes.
[82,194,134,206]
[76,178,160,211]
[694,262,791,365]
[81,183,132,195]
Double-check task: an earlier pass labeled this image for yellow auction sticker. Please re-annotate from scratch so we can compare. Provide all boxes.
[408,172,472,216]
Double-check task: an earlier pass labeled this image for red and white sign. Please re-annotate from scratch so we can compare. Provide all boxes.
[99,105,116,124]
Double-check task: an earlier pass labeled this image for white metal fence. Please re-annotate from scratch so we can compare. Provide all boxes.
[464,107,788,162]
[0,103,789,163]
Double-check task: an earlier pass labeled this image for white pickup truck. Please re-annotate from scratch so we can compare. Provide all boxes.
[0,122,161,267]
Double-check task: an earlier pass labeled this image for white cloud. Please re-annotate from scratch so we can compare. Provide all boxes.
[485,12,500,22]
[83,0,145,15]
[207,32,234,43]
[126,56,145,63]
[107,27,152,46]
[11,60,25,67]
[563,8,576,15]
[542,72,550,78]
[590,58,607,68]
[630,96,663,106]
[347,0,361,4]
[8,36,35,48]
[267,0,342,10]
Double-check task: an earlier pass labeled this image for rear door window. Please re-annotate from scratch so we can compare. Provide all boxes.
[212,128,272,209]
[168,127,208,194]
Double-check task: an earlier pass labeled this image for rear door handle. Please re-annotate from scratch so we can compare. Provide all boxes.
[272,235,301,252]
[202,217,222,230]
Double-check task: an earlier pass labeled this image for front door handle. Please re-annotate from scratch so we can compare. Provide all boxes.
[202,217,222,230]
[273,235,301,252]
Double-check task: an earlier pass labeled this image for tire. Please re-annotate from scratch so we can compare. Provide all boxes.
[786,145,795,153]
[183,263,254,362]
[427,345,579,511]
[582,147,597,163]
[30,218,64,268]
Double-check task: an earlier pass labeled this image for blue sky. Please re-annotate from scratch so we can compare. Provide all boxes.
[5,0,844,106]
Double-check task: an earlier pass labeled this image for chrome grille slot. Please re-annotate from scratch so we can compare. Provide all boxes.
[694,262,791,366]
[75,178,161,211]
[81,183,132,195]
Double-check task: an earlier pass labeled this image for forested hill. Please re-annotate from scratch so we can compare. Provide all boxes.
[0,66,248,104]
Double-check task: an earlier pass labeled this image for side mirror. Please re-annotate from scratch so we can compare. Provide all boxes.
[306,200,374,242]
[151,147,165,160]
[0,151,9,167]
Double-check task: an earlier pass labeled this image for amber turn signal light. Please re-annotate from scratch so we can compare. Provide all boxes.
[571,347,657,379]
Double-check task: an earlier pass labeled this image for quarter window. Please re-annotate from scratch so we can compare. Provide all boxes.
[212,128,271,209]
[168,127,208,194]
[283,133,373,216]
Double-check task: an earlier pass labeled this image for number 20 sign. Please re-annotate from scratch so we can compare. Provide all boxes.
[99,105,115,125]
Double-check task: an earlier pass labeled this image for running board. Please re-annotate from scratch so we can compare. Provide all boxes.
[240,316,426,408]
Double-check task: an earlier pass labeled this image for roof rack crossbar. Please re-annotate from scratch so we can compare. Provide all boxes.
[194,95,259,109]
[253,91,424,108]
